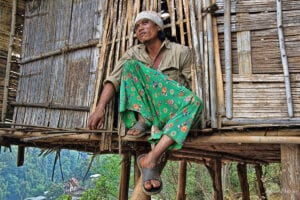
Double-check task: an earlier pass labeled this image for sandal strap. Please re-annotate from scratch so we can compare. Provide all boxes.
[130,121,148,132]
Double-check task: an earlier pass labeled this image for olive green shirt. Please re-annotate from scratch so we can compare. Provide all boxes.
[104,39,193,92]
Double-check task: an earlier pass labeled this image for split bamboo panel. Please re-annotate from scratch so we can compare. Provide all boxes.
[14,0,104,128]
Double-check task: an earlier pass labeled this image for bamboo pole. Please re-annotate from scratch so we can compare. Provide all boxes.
[186,136,300,145]
[223,117,300,125]
[2,0,17,122]
[224,0,233,119]
[20,40,99,64]
[212,0,224,128]
[176,160,187,200]
[205,0,218,128]
[178,0,185,45]
[91,0,112,112]
[168,0,177,37]
[183,0,192,48]
[276,0,294,117]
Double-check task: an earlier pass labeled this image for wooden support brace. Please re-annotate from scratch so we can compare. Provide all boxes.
[17,145,25,167]
[255,165,267,200]
[119,153,131,200]
[281,144,300,199]
[205,159,223,200]
[237,163,250,200]
[176,160,187,200]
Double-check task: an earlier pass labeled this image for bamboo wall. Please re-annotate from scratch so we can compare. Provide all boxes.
[11,0,300,131]
[0,0,24,121]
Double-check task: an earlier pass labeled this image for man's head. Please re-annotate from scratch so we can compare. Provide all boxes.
[134,11,165,43]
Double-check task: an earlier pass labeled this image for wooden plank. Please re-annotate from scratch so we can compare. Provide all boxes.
[237,31,252,74]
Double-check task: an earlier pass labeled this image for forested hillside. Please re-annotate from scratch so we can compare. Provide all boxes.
[0,146,282,200]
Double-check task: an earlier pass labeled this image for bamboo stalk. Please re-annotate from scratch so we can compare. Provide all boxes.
[205,0,218,128]
[178,0,185,45]
[222,117,300,125]
[212,0,224,128]
[186,136,300,145]
[276,0,294,117]
[169,0,177,37]
[224,0,232,119]
[20,40,99,64]
[183,0,192,47]
[10,102,90,111]
[2,0,17,122]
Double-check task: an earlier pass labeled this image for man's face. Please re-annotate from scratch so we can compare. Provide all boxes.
[134,19,160,43]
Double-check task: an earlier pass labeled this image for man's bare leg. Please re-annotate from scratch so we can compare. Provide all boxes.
[139,134,174,190]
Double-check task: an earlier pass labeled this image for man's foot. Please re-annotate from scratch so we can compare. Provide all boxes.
[137,154,162,195]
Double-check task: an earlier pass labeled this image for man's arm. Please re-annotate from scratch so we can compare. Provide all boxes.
[88,82,115,130]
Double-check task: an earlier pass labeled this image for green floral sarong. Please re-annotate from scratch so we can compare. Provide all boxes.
[120,60,203,150]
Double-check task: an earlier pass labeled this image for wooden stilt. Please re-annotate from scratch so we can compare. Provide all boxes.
[119,153,131,200]
[176,160,187,200]
[17,145,25,167]
[237,163,250,200]
[281,144,300,199]
[255,165,267,200]
[205,159,223,200]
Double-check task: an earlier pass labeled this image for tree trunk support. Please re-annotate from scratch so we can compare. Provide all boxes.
[176,160,187,200]
[237,163,250,200]
[119,153,131,200]
[281,144,300,199]
[17,145,25,167]
[205,159,223,200]
[255,164,267,200]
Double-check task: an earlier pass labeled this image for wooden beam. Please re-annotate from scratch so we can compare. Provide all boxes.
[281,144,300,199]
[119,153,131,200]
[237,163,250,200]
[255,165,267,200]
[176,160,187,200]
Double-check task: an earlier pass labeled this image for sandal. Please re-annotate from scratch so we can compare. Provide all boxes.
[125,121,149,138]
[137,154,163,195]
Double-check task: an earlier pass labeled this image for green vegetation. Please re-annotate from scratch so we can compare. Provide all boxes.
[0,146,282,199]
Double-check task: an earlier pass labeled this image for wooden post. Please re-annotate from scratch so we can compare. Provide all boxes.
[281,144,300,199]
[255,165,267,200]
[237,163,250,200]
[119,153,131,200]
[176,160,187,200]
[205,159,223,200]
[17,145,25,167]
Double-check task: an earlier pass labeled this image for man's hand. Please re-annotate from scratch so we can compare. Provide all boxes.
[88,108,105,130]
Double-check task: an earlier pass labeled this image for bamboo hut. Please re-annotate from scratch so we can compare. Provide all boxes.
[0,0,299,199]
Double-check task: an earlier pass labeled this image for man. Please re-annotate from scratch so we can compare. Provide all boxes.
[88,11,203,195]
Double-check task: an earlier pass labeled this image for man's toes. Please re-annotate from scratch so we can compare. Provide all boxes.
[144,181,152,190]
[151,180,161,188]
